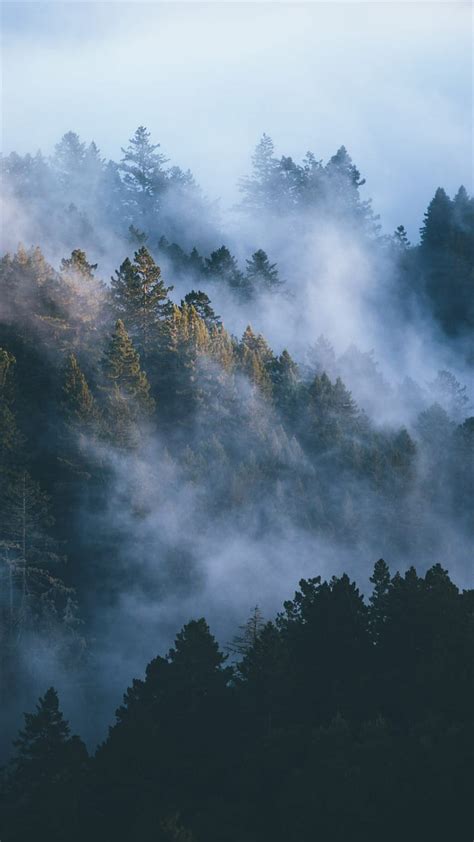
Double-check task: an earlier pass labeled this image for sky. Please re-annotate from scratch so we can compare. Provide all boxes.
[1,1,472,238]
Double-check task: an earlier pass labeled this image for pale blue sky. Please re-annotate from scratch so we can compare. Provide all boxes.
[1,1,472,237]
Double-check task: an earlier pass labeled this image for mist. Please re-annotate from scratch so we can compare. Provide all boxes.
[0,0,473,773]
[2,1,472,237]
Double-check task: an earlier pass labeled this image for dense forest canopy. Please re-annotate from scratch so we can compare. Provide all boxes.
[0,127,473,840]
[1,563,473,841]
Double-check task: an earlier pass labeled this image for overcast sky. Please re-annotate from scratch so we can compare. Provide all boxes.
[1,1,472,238]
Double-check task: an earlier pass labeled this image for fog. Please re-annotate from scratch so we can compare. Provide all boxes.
[0,0,473,753]
[2,1,472,238]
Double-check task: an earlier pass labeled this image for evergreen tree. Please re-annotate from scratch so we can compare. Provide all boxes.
[324,145,378,233]
[305,335,338,379]
[102,320,154,446]
[62,353,100,432]
[59,249,106,332]
[393,224,410,249]
[229,605,265,655]
[238,326,274,398]
[451,185,474,261]
[120,126,168,219]
[307,372,358,452]
[60,249,97,280]
[111,247,173,359]
[428,369,470,421]
[420,187,452,250]
[278,573,371,723]
[53,131,86,189]
[205,245,247,297]
[181,290,220,327]
[239,133,279,211]
[271,349,300,423]
[369,558,391,642]
[2,687,87,842]
[245,249,283,294]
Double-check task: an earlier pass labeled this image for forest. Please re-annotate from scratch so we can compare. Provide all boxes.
[0,127,473,840]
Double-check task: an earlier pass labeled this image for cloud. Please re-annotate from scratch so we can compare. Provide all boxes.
[2,2,471,237]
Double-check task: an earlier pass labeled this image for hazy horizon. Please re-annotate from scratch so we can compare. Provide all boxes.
[2,1,472,240]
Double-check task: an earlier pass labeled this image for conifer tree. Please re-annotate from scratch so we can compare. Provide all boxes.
[111,247,173,359]
[120,126,168,218]
[369,558,391,642]
[393,224,410,249]
[181,290,220,327]
[239,133,279,211]
[103,320,154,407]
[229,605,265,655]
[60,248,97,280]
[306,335,338,379]
[451,185,474,260]
[238,326,273,398]
[271,349,300,422]
[245,249,283,294]
[102,320,155,446]
[324,145,378,232]
[53,131,86,188]
[0,468,70,637]
[3,687,87,842]
[208,324,235,373]
[62,353,100,432]
[420,187,452,250]
[205,246,248,297]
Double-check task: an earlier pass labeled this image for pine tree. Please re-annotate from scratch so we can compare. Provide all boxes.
[111,247,173,359]
[239,133,279,211]
[229,605,265,655]
[120,126,168,218]
[369,558,391,642]
[102,320,155,446]
[205,246,247,297]
[451,185,474,262]
[324,145,378,233]
[238,326,274,398]
[155,304,211,424]
[3,687,87,842]
[168,618,232,692]
[420,187,452,251]
[305,335,338,379]
[271,349,300,422]
[60,249,97,280]
[13,686,71,764]
[428,369,470,421]
[53,131,86,189]
[245,249,283,294]
[393,224,410,249]
[59,249,107,335]
[181,290,220,327]
[62,353,100,431]
[0,469,70,637]
[103,319,154,405]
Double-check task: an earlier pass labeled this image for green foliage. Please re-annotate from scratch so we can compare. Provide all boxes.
[62,353,99,430]
[205,245,250,298]
[111,247,173,358]
[102,319,155,446]
[181,289,220,326]
[120,125,168,217]
[245,249,283,294]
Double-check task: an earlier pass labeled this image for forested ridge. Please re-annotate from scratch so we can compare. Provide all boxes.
[1,563,473,841]
[0,128,473,840]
